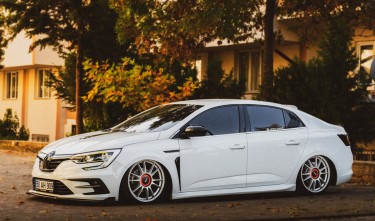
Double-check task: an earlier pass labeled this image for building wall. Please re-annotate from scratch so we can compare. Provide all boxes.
[3,32,33,67]
[25,69,59,141]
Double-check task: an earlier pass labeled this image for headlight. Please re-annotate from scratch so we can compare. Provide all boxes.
[70,149,121,170]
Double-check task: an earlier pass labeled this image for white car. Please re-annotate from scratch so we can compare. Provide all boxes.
[28,99,353,203]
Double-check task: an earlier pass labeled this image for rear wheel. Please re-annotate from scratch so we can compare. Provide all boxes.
[298,156,331,194]
[121,160,167,203]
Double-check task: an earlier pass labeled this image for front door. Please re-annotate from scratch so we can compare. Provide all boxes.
[179,105,247,192]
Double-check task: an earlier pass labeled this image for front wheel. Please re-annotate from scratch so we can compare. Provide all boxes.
[121,160,167,203]
[298,156,331,194]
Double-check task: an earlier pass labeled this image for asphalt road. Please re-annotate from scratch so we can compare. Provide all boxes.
[0,149,374,221]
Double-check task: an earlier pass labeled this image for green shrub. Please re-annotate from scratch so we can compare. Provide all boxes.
[0,108,30,141]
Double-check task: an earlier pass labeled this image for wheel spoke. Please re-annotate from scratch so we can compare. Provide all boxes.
[304,163,312,169]
[132,185,141,193]
[137,163,143,173]
[148,187,155,198]
[143,161,147,173]
[149,162,155,174]
[131,173,140,178]
[316,179,322,189]
[151,168,160,176]
[303,176,311,182]
[146,187,149,200]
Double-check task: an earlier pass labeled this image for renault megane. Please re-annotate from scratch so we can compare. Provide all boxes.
[28,99,353,203]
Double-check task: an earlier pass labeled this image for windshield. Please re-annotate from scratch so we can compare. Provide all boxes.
[111,104,202,133]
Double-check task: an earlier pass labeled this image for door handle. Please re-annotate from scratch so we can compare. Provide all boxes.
[285,140,300,146]
[229,144,246,150]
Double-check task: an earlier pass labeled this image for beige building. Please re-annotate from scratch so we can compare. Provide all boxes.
[0,32,76,142]
[197,20,375,100]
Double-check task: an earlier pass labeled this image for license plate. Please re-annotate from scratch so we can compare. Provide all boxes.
[35,179,54,192]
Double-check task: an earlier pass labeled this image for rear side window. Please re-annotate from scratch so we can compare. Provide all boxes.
[189,106,240,135]
[246,106,285,131]
[284,110,305,128]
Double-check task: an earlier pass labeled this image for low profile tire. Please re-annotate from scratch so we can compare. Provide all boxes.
[120,160,167,203]
[297,156,331,194]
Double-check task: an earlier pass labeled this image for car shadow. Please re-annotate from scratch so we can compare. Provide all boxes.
[26,187,340,207]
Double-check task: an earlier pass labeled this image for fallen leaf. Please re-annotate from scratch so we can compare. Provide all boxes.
[38,210,48,214]
[17,200,25,205]
[227,203,234,208]
[101,210,107,217]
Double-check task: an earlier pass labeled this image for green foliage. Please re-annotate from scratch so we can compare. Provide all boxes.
[0,109,30,141]
[110,0,263,61]
[192,60,245,99]
[0,13,5,67]
[273,14,372,147]
[18,125,30,141]
[83,57,199,118]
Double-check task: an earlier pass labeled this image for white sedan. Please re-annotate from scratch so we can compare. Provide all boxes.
[28,99,353,203]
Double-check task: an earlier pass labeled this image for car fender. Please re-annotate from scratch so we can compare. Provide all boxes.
[114,138,181,196]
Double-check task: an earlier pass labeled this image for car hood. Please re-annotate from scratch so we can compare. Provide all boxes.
[40,131,160,155]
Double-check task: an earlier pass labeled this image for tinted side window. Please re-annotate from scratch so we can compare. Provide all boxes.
[189,106,240,135]
[284,110,305,128]
[246,106,285,131]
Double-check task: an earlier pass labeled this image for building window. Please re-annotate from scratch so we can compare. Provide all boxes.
[37,69,52,98]
[194,59,202,81]
[238,51,262,92]
[6,72,18,99]
[31,134,49,142]
[357,41,375,99]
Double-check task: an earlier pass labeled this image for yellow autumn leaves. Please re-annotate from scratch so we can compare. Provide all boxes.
[83,57,198,112]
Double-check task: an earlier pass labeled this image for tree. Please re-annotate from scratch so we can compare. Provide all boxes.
[83,57,198,114]
[273,13,372,148]
[262,0,276,101]
[0,10,6,68]
[0,0,115,134]
[0,109,30,140]
[111,0,263,62]
[278,0,374,61]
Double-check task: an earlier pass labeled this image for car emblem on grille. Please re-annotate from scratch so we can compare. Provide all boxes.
[39,151,56,171]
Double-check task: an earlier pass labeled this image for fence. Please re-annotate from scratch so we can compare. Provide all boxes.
[353,150,375,162]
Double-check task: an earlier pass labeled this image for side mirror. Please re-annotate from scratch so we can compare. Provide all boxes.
[180,125,208,138]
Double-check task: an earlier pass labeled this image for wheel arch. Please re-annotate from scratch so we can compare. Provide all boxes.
[118,157,176,202]
[295,154,338,193]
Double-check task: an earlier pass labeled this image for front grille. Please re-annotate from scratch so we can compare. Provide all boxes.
[54,181,74,195]
[39,157,69,172]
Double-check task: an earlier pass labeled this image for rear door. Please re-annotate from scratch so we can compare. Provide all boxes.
[245,105,308,186]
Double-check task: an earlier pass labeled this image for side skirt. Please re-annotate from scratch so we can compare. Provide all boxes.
[172,184,296,200]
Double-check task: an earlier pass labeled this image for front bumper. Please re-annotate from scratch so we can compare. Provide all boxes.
[29,157,124,201]
[27,189,116,202]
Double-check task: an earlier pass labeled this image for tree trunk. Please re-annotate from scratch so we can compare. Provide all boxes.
[75,37,84,134]
[262,0,276,101]
[299,41,307,62]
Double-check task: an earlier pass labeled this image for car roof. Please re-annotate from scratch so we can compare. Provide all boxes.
[171,99,297,110]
